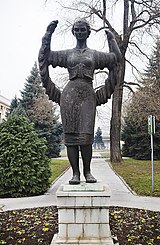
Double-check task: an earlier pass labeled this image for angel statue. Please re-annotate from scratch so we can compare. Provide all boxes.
[38,18,121,184]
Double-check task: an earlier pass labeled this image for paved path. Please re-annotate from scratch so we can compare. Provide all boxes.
[0,156,160,212]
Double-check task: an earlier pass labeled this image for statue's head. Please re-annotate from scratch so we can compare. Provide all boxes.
[72,18,91,39]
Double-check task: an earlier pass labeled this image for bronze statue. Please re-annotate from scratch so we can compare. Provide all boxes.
[38,18,121,185]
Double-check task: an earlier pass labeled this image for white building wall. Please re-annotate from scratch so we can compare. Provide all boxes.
[0,94,10,122]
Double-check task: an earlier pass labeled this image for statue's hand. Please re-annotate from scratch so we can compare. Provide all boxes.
[46,20,58,34]
[105,30,115,41]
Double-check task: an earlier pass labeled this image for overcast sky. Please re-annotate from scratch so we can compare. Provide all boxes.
[0,0,64,100]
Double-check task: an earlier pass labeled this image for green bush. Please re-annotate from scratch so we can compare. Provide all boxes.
[0,115,51,197]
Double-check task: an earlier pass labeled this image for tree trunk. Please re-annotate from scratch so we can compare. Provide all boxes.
[110,61,125,163]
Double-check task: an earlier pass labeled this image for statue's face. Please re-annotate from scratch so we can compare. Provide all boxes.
[73,23,88,40]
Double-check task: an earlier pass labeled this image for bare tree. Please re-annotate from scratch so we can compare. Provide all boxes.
[46,0,160,162]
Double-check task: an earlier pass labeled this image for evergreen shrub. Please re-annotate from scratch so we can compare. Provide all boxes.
[0,115,51,197]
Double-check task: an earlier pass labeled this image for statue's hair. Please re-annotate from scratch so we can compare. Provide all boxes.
[72,18,91,37]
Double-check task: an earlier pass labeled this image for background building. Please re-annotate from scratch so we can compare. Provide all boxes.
[0,93,10,122]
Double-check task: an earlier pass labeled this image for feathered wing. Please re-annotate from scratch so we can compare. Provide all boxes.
[96,65,117,106]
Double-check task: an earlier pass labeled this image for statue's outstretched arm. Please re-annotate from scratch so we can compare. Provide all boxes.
[96,30,121,106]
[105,30,121,62]
[38,20,61,105]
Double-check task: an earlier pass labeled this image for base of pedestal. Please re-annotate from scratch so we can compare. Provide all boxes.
[52,234,114,245]
[51,182,113,245]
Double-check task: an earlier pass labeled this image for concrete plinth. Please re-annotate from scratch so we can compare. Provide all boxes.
[51,182,113,245]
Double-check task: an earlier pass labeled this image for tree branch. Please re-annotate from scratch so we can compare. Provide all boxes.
[130,9,160,31]
[125,58,140,74]
[123,0,129,35]
[56,1,91,14]
[123,84,135,93]
[123,81,141,87]
[102,0,106,27]
[128,41,150,59]
[91,26,106,32]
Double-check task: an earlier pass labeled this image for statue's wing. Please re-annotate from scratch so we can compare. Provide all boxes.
[95,65,117,106]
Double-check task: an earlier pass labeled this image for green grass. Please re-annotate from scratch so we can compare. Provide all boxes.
[48,156,160,197]
[112,158,160,197]
[49,159,70,184]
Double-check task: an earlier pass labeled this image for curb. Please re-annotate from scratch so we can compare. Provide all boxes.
[107,161,137,196]
[46,166,70,194]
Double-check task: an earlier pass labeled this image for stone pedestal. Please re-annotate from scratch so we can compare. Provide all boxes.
[51,182,113,245]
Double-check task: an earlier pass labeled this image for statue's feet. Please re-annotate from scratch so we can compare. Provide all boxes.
[85,173,97,183]
[69,175,80,185]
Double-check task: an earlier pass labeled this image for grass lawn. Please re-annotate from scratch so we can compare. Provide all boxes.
[112,158,160,197]
[49,159,69,184]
